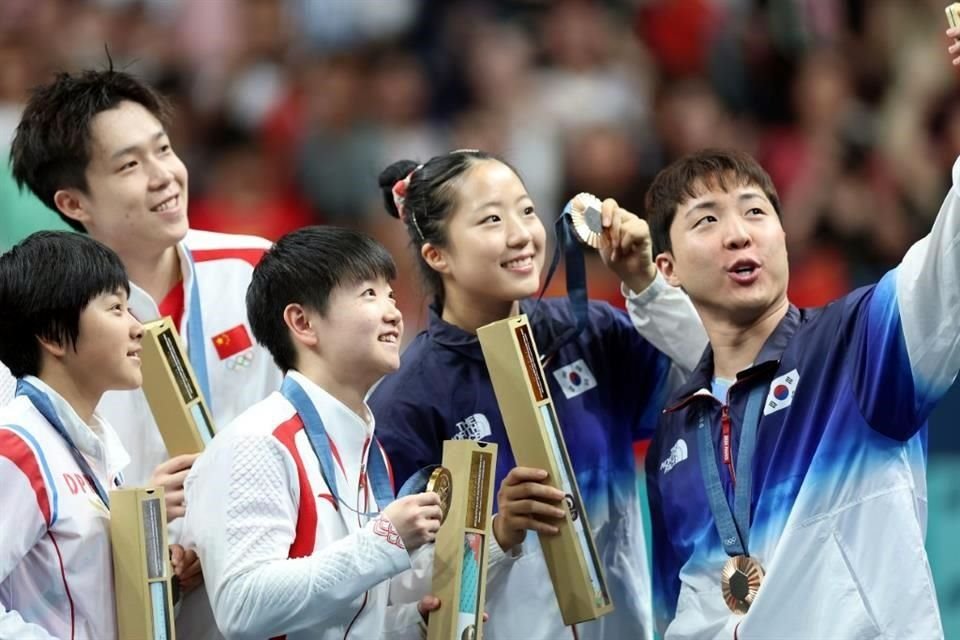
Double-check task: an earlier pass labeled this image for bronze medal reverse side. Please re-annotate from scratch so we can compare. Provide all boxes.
[426,466,453,525]
[720,555,765,614]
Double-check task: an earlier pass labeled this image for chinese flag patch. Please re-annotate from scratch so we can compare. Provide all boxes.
[212,325,253,360]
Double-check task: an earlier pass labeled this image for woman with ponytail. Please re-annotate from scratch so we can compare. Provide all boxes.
[370,150,705,640]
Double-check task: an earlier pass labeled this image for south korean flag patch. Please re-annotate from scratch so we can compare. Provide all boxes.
[553,359,598,399]
[764,368,799,416]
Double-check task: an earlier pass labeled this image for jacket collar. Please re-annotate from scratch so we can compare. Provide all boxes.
[668,304,802,409]
[426,299,573,363]
[426,303,482,359]
[285,370,373,461]
[22,376,130,478]
[127,239,193,324]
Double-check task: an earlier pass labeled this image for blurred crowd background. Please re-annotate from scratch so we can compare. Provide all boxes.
[2,0,960,633]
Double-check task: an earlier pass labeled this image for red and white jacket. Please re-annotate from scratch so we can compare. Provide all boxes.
[95,229,283,640]
[0,377,129,640]
[98,229,282,488]
[183,371,429,640]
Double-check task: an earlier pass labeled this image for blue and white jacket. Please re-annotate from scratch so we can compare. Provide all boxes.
[370,276,706,640]
[646,158,960,639]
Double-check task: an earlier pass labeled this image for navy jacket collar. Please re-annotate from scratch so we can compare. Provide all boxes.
[426,299,573,362]
[670,304,803,406]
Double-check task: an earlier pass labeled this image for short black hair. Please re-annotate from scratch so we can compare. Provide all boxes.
[10,69,171,232]
[645,149,782,256]
[247,226,397,372]
[0,231,130,377]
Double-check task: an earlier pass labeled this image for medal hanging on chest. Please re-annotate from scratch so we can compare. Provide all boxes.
[721,555,765,614]
[696,382,769,614]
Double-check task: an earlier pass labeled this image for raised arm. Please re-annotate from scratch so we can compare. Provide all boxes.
[852,152,960,439]
[597,198,707,378]
[622,272,707,378]
[895,154,960,412]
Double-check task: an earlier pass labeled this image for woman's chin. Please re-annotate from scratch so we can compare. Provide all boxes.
[513,277,541,300]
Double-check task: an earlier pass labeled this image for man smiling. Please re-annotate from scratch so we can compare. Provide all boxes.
[644,147,958,639]
[9,68,282,639]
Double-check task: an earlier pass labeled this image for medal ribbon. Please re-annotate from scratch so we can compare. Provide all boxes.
[534,204,589,362]
[17,379,111,509]
[183,250,213,415]
[696,382,766,557]
[280,376,431,516]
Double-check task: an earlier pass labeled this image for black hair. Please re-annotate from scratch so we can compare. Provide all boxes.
[247,226,397,372]
[0,231,130,377]
[10,69,172,232]
[645,149,783,256]
[378,150,521,306]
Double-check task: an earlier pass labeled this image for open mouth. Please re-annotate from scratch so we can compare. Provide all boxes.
[727,259,761,284]
[151,193,180,213]
[127,347,142,362]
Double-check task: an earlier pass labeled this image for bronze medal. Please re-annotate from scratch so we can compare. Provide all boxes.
[426,466,453,525]
[720,555,764,614]
[568,192,604,249]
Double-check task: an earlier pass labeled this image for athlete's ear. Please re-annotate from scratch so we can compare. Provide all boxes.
[656,251,681,287]
[421,242,450,274]
[283,303,319,349]
[53,189,92,228]
[37,335,68,359]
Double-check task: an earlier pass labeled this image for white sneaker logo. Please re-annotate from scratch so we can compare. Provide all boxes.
[660,439,688,474]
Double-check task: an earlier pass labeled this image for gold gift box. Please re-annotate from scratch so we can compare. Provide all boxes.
[110,487,176,640]
[140,317,216,456]
[477,314,613,625]
[428,440,498,640]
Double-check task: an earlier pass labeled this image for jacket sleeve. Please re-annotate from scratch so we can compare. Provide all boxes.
[850,155,960,439]
[0,427,59,640]
[622,271,708,382]
[184,432,411,640]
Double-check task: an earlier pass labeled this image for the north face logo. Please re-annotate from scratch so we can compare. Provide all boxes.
[454,414,492,441]
[660,439,688,474]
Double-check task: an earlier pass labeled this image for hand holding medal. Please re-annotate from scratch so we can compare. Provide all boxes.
[568,192,604,249]
[566,193,657,293]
